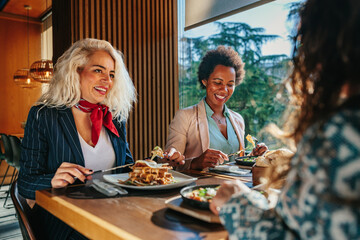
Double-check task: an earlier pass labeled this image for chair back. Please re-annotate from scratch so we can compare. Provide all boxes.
[0,134,5,160]
[10,180,37,240]
[0,134,13,163]
[8,135,21,170]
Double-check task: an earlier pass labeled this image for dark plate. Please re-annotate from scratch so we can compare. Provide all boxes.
[235,156,257,166]
[180,184,220,210]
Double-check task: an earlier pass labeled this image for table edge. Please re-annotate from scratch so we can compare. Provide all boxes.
[36,190,141,240]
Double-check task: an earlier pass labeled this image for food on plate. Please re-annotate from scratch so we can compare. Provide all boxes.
[150,146,164,160]
[185,186,220,202]
[253,148,294,188]
[240,157,255,162]
[254,148,294,167]
[119,160,174,186]
[246,134,256,148]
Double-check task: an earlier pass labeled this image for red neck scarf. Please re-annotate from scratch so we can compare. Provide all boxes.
[75,99,119,146]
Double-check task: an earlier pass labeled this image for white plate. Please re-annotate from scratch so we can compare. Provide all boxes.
[103,170,198,190]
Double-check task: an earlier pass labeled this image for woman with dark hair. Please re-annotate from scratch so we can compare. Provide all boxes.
[209,0,360,239]
[163,46,267,170]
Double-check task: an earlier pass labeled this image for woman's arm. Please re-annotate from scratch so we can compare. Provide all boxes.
[18,107,92,200]
[164,110,190,168]
[213,180,287,239]
[18,106,56,200]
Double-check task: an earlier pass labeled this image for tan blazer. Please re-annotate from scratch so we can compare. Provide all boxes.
[165,99,245,170]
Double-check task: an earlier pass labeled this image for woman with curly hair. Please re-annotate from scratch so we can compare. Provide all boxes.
[163,46,267,170]
[210,0,360,239]
[18,38,136,239]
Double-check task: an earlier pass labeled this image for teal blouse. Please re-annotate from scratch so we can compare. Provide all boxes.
[204,100,239,161]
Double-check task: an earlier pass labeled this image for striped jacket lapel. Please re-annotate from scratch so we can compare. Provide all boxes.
[58,108,85,166]
[108,119,124,166]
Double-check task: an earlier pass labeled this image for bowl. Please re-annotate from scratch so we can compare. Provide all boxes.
[180,184,220,209]
[235,156,257,166]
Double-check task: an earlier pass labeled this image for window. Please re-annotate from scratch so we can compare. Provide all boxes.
[178,0,301,149]
[41,13,52,60]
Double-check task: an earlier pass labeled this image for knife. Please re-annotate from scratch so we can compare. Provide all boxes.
[74,163,134,180]
[90,163,134,175]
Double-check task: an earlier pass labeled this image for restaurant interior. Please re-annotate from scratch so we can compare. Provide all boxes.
[0,0,309,239]
[0,0,269,187]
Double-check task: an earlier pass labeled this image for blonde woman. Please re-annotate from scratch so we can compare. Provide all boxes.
[18,38,136,239]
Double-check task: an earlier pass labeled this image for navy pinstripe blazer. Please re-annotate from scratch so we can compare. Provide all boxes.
[18,105,134,200]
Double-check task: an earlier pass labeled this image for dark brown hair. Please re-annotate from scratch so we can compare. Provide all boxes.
[198,46,245,88]
[266,0,360,190]
[290,0,360,143]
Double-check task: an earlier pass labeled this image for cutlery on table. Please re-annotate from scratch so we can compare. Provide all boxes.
[89,163,134,175]
[74,163,134,180]
[92,179,128,196]
[228,150,245,157]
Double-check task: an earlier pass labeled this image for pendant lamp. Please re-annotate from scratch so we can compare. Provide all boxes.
[30,59,53,83]
[30,0,53,83]
[13,5,40,89]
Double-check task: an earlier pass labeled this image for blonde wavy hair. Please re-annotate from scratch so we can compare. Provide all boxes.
[38,38,137,121]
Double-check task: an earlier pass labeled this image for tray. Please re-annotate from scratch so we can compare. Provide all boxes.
[165,196,221,223]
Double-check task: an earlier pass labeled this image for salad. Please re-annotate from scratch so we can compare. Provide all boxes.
[185,186,220,202]
[240,157,256,162]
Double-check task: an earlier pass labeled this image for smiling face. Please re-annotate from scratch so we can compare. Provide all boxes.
[78,50,115,104]
[202,64,236,110]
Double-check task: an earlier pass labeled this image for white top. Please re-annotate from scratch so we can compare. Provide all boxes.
[78,126,116,171]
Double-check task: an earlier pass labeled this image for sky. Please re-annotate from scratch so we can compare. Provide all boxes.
[184,0,299,57]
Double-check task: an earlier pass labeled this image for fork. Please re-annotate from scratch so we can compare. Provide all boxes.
[228,150,245,157]
[252,136,259,145]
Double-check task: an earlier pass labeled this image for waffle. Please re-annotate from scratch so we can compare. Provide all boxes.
[120,160,174,186]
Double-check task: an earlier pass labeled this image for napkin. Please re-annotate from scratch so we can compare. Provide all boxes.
[210,165,251,175]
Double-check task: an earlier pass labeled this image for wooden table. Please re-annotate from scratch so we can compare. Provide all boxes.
[36,170,252,240]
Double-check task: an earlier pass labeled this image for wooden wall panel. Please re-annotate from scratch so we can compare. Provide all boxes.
[0,18,42,135]
[0,17,42,183]
[53,0,178,160]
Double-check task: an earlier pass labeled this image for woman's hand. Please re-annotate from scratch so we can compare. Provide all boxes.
[51,162,93,188]
[190,149,229,170]
[210,180,251,215]
[250,143,268,156]
[159,148,185,167]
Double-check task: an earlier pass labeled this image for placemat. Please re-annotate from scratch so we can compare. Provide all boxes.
[65,182,195,199]
[208,169,252,177]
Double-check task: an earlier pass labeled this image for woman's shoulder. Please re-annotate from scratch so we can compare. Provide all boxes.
[300,109,360,162]
[170,102,202,127]
[335,108,360,124]
[28,104,69,120]
[325,109,360,134]
[228,109,244,123]
[325,109,360,147]
[175,102,201,117]
[179,104,197,113]
[112,117,126,130]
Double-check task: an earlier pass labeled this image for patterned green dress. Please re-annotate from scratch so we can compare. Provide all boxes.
[219,106,360,239]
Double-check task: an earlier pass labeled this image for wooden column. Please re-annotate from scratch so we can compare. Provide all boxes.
[52,0,179,160]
